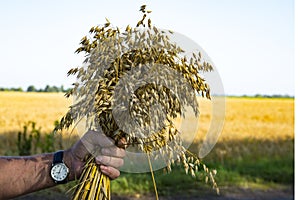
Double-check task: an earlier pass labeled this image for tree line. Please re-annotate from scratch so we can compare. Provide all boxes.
[0,85,70,93]
[0,86,294,98]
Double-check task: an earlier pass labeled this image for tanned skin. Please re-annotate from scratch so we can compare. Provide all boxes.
[0,131,125,199]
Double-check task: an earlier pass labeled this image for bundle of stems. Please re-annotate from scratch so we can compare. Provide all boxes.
[55,5,219,200]
[72,157,110,199]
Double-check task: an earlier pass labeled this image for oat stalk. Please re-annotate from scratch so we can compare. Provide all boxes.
[55,5,218,199]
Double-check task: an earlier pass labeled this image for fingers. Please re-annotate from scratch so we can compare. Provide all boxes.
[82,130,115,149]
[71,130,126,180]
[100,165,120,180]
[76,130,126,162]
[95,155,124,168]
[95,144,125,180]
[78,130,116,157]
[81,132,126,159]
[95,146,126,168]
[101,147,126,158]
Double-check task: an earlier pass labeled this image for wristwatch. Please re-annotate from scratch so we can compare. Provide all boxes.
[50,150,69,184]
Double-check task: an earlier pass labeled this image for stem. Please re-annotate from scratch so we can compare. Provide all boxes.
[147,153,159,200]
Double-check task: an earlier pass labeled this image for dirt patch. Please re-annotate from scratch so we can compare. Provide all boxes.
[113,186,294,200]
[15,186,294,200]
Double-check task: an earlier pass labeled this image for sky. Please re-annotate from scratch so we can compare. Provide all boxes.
[0,0,295,96]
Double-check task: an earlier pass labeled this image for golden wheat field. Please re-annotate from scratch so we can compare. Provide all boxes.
[0,92,294,139]
[0,91,294,199]
[222,97,294,140]
[0,92,71,134]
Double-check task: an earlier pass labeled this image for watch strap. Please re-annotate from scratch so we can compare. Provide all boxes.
[53,150,64,164]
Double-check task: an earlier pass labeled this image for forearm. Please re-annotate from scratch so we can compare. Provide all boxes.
[0,153,58,199]
[0,131,125,199]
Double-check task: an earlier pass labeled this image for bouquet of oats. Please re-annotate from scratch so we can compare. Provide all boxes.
[56,5,218,200]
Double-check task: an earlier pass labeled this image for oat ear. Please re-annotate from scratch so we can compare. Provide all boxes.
[61,4,217,200]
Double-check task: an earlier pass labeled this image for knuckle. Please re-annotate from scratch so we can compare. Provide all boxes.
[101,148,109,155]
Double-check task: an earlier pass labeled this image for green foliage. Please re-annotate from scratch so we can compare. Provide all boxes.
[17,123,34,156]
[110,138,294,196]
[16,121,59,155]
[26,85,36,92]
[26,85,70,93]
[0,85,71,92]
[44,85,60,92]
[202,138,294,185]
[0,87,23,92]
[111,166,217,197]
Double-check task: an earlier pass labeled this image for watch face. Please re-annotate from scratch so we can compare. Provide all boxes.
[50,163,69,182]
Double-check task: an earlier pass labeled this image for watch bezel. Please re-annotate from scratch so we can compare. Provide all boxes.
[50,151,70,184]
[50,163,69,182]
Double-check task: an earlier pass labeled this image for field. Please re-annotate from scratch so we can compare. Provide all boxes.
[0,92,294,199]
[0,92,71,134]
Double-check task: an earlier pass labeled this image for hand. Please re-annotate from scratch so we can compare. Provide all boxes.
[64,130,126,180]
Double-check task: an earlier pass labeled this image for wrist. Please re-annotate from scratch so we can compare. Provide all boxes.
[63,149,84,181]
[63,149,75,181]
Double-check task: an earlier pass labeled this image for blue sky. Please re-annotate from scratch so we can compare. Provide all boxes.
[0,0,295,95]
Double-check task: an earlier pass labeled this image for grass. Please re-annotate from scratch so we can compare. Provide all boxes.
[0,92,294,197]
[111,170,203,197]
[109,138,294,196]
[204,138,294,185]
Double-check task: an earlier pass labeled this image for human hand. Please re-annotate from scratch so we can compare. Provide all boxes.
[64,130,126,180]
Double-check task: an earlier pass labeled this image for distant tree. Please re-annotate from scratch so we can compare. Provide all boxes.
[60,85,64,92]
[0,85,71,93]
[52,86,60,92]
[44,85,50,92]
[11,87,23,92]
[44,85,60,92]
[27,85,36,92]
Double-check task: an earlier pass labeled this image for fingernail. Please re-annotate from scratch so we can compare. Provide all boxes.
[101,166,109,175]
